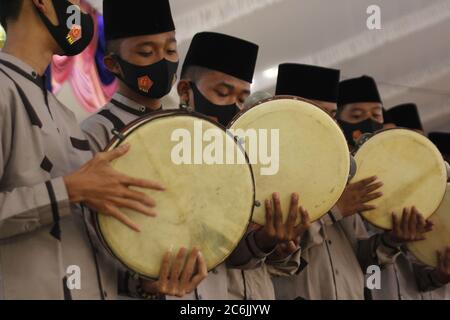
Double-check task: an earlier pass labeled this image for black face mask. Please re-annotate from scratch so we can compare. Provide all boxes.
[36,0,94,56]
[338,118,384,146]
[114,55,178,99]
[190,83,240,127]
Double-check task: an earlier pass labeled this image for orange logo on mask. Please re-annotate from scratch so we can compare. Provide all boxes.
[352,130,363,141]
[138,76,153,93]
[66,25,82,45]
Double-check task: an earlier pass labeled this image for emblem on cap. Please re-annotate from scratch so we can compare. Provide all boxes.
[138,76,153,93]
[66,25,82,45]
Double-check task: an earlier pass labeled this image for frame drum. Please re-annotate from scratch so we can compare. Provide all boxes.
[228,96,350,224]
[407,183,450,267]
[96,111,255,279]
[351,129,447,230]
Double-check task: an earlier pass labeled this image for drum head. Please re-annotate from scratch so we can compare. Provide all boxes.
[229,97,350,224]
[407,183,450,267]
[97,113,254,279]
[352,129,447,230]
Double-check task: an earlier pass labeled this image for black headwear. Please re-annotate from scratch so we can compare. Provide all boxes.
[386,103,423,131]
[275,63,340,103]
[338,75,382,108]
[182,32,259,83]
[103,0,175,41]
[429,132,450,157]
[382,107,394,124]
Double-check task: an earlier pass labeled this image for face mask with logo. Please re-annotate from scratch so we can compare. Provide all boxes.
[36,0,94,56]
[114,55,179,99]
[338,118,384,146]
[190,83,240,127]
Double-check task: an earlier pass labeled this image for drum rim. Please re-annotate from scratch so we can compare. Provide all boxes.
[353,127,448,231]
[103,109,231,151]
[228,95,332,129]
[95,109,256,280]
[352,127,428,155]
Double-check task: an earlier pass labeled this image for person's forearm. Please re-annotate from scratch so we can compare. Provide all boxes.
[414,264,448,292]
[267,250,292,263]
[226,230,276,269]
[254,228,278,253]
[329,206,345,224]
[266,247,302,277]
[357,233,401,270]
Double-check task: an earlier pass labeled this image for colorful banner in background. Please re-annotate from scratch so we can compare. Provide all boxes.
[49,1,118,113]
[0,1,117,113]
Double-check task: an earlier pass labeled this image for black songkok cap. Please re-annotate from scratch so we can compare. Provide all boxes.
[429,132,450,157]
[382,107,394,124]
[275,63,340,103]
[182,32,259,83]
[386,103,423,131]
[103,0,175,41]
[338,75,382,108]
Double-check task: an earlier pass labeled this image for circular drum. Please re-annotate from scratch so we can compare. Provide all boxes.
[96,111,255,279]
[228,96,350,224]
[351,129,447,230]
[407,183,450,267]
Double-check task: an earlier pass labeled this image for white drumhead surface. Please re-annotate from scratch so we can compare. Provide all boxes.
[352,129,447,230]
[98,115,254,278]
[229,98,350,224]
[408,183,450,267]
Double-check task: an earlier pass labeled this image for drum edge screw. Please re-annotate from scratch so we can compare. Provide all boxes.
[111,129,125,142]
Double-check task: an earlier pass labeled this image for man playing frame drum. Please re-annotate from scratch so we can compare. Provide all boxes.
[337,76,447,300]
[273,68,432,300]
[340,77,446,231]
[358,114,450,300]
[82,0,208,299]
[386,103,425,134]
[82,0,180,153]
[178,32,311,300]
[370,183,450,300]
[0,0,166,299]
[401,133,450,299]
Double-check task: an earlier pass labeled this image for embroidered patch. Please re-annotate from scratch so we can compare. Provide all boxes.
[137,75,153,93]
[66,25,82,45]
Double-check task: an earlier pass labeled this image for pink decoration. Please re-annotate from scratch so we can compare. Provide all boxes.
[50,1,117,113]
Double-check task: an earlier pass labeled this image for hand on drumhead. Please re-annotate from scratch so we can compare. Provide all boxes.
[141,247,208,298]
[435,245,450,284]
[336,176,383,217]
[255,192,311,252]
[388,207,434,243]
[63,144,165,232]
